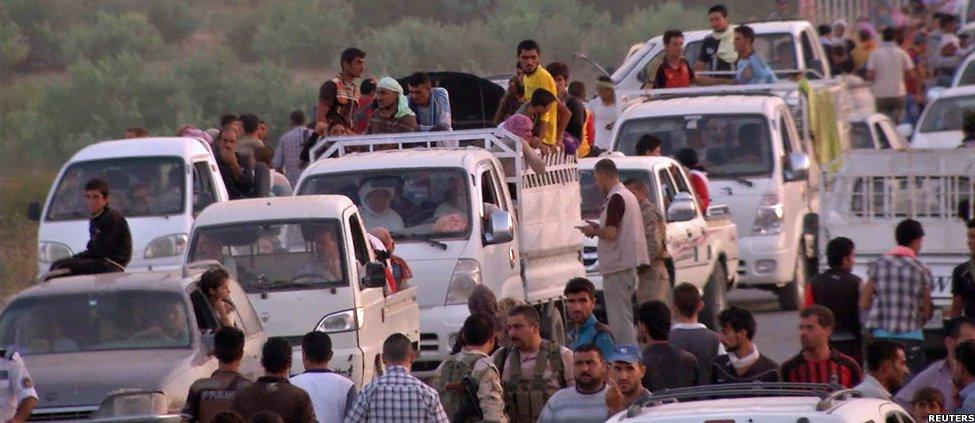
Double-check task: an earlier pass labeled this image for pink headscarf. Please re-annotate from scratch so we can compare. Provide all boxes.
[178,125,213,144]
[502,114,534,140]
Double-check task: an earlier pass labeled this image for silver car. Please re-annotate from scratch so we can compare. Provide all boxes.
[0,270,266,422]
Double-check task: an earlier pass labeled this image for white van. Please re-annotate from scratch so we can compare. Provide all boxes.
[186,195,420,387]
[612,94,815,310]
[30,137,229,275]
[910,85,975,148]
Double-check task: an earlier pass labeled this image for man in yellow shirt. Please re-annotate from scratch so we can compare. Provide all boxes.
[518,40,562,149]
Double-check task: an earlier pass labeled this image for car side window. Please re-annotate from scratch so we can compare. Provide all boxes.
[800,31,816,67]
[189,289,219,332]
[779,115,795,155]
[193,162,217,215]
[669,166,691,194]
[227,281,261,336]
[348,214,370,267]
[480,167,500,211]
[658,168,677,212]
[874,122,893,149]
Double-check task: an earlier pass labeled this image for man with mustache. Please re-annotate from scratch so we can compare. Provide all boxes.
[537,344,610,423]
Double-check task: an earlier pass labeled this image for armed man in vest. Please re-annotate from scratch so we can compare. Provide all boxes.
[491,305,574,423]
[578,159,649,345]
[434,314,507,423]
[0,348,38,423]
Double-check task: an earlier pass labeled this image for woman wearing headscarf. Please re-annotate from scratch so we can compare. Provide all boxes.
[365,77,419,134]
[500,114,547,176]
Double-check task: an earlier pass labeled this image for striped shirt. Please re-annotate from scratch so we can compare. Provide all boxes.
[865,255,933,334]
[781,350,862,388]
[345,366,447,423]
[272,126,308,186]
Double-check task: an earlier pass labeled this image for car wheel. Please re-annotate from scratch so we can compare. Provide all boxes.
[776,249,806,311]
[701,264,728,330]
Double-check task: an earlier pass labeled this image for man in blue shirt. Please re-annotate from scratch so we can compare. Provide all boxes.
[565,277,615,358]
[407,72,452,132]
[733,25,777,85]
[954,340,975,413]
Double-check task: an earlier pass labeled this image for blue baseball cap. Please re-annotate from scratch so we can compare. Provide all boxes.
[608,344,642,364]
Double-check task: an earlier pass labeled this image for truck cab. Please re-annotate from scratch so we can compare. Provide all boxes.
[30,137,229,275]
[612,21,831,94]
[297,129,585,376]
[578,155,739,328]
[612,94,814,310]
[185,195,420,388]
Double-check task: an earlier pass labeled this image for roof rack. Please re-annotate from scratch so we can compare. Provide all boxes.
[624,382,845,418]
[310,128,524,163]
[815,389,863,411]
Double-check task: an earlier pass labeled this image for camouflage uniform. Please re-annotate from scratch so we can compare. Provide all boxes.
[434,348,507,423]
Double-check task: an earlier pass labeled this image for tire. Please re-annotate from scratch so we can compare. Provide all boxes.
[700,264,728,330]
[544,302,566,346]
[776,249,806,311]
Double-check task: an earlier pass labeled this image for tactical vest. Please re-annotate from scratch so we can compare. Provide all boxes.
[436,352,485,423]
[494,340,566,423]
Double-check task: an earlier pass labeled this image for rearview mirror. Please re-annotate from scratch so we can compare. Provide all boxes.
[362,261,387,289]
[483,210,514,245]
[784,152,810,182]
[667,192,697,222]
[896,123,914,139]
[26,201,41,221]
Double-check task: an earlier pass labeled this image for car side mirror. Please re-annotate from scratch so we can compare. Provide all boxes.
[784,152,811,182]
[483,210,514,245]
[26,201,41,221]
[896,123,914,139]
[201,329,216,355]
[362,261,387,289]
[667,192,697,222]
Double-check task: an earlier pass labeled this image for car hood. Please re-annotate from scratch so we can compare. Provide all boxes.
[708,177,773,235]
[25,349,200,408]
[395,240,469,308]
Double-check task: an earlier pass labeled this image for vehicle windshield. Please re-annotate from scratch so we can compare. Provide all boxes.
[46,157,185,221]
[299,168,473,240]
[616,114,773,179]
[850,122,874,149]
[188,219,348,292]
[0,291,191,355]
[687,33,797,73]
[958,61,975,87]
[580,170,657,220]
[920,95,975,133]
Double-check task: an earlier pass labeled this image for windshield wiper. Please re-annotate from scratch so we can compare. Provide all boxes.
[419,237,448,251]
[390,232,449,250]
[731,176,754,187]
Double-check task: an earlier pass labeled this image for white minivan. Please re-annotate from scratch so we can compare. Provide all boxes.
[30,137,229,275]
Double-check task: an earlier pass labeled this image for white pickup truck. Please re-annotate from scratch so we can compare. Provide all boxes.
[297,129,585,376]
[184,195,420,387]
[820,149,975,333]
[578,155,739,328]
[28,137,231,275]
[612,91,816,310]
[612,20,831,94]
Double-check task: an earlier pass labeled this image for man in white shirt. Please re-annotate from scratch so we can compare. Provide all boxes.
[866,27,916,124]
[0,349,37,423]
[290,331,357,422]
[854,339,909,400]
[587,76,617,152]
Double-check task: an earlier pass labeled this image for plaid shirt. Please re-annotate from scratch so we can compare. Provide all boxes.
[272,126,308,186]
[865,254,932,334]
[345,366,448,423]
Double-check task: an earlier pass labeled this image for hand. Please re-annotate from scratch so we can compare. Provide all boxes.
[315,121,327,136]
[742,65,754,82]
[577,222,598,237]
[605,378,624,414]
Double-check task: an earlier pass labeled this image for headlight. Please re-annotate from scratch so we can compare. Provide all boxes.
[93,392,168,419]
[38,241,73,263]
[752,193,784,235]
[315,308,364,333]
[445,259,481,305]
[144,234,188,259]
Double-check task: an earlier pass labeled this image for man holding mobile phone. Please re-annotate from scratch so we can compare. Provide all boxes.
[577,159,649,346]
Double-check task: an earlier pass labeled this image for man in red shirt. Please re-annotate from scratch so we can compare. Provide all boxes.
[781,305,863,388]
[653,30,725,89]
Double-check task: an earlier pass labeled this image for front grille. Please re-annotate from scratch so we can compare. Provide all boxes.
[30,409,96,421]
[419,333,439,352]
[582,246,597,267]
[412,359,442,373]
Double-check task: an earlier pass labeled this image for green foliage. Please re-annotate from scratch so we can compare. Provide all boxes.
[147,0,200,44]
[583,1,708,71]
[61,12,171,64]
[250,0,354,68]
[0,18,29,78]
